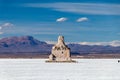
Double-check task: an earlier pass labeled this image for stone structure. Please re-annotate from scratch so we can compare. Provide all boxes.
[46,36,76,62]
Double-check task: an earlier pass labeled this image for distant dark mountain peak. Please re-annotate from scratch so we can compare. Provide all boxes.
[0,36,50,53]
[0,36,47,47]
[0,36,35,42]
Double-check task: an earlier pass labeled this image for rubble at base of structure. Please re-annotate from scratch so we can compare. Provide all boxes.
[46,36,76,63]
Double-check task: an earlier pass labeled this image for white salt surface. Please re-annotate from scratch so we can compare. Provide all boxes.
[0,59,120,80]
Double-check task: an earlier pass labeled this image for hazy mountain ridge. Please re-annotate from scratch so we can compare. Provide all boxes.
[0,36,120,54]
[68,44,120,54]
[0,36,52,53]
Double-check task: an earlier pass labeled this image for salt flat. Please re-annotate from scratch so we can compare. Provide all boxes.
[0,59,120,80]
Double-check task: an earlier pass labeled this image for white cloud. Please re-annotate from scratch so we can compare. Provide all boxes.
[79,42,108,46]
[2,22,14,27]
[0,22,14,34]
[0,27,2,30]
[109,40,120,47]
[79,40,120,47]
[46,41,57,44]
[0,32,3,34]
[76,17,88,22]
[56,17,67,22]
[23,3,120,15]
[0,22,14,29]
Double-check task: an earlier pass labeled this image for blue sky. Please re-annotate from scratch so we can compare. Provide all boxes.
[0,0,120,43]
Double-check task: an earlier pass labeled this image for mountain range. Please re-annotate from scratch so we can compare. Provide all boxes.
[0,36,120,55]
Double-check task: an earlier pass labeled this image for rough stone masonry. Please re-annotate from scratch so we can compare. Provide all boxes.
[46,36,77,63]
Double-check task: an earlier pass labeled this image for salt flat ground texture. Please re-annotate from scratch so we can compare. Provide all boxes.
[0,59,120,80]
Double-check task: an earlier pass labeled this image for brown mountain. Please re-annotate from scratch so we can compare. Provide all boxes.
[0,36,52,54]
